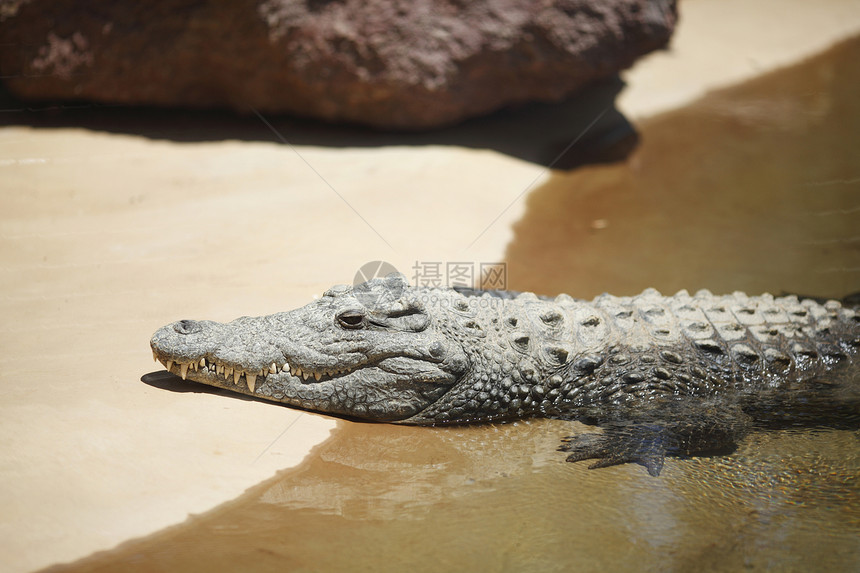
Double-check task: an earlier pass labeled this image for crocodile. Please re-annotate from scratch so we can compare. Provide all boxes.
[150,274,860,475]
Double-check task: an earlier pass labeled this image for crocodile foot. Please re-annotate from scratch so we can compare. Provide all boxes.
[559,425,667,476]
[559,399,753,476]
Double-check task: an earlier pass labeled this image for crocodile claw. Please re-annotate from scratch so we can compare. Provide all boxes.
[559,430,666,477]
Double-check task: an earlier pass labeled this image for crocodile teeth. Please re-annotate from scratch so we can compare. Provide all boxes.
[200,358,206,368]
[314,372,321,381]
[269,362,278,374]
[153,350,158,362]
[217,364,224,375]
[166,360,174,372]
[295,366,303,378]
[180,363,189,380]
[303,372,310,381]
[233,370,241,384]
[247,374,257,393]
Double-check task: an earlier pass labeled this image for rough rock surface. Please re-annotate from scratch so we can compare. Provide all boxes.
[0,0,677,129]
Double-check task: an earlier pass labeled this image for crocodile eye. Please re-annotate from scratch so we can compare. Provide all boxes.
[337,310,365,329]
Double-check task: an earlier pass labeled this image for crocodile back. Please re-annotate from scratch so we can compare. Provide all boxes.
[504,289,859,410]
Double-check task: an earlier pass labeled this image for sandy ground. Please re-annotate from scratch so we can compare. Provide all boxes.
[2,1,860,571]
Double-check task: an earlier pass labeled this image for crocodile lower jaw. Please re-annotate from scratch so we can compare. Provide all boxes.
[152,351,348,393]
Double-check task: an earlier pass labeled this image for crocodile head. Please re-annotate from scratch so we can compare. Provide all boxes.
[150,275,472,422]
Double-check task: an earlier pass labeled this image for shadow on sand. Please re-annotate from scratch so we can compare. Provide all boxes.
[0,76,636,170]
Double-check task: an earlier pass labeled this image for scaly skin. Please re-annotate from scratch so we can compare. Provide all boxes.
[150,275,860,475]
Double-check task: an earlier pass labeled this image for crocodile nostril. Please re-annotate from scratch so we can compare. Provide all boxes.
[174,319,200,335]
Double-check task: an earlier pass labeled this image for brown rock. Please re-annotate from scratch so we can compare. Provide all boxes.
[0,0,677,130]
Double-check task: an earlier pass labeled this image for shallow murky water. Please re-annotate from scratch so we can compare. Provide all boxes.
[41,420,860,572]
[43,36,860,573]
[506,36,860,300]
